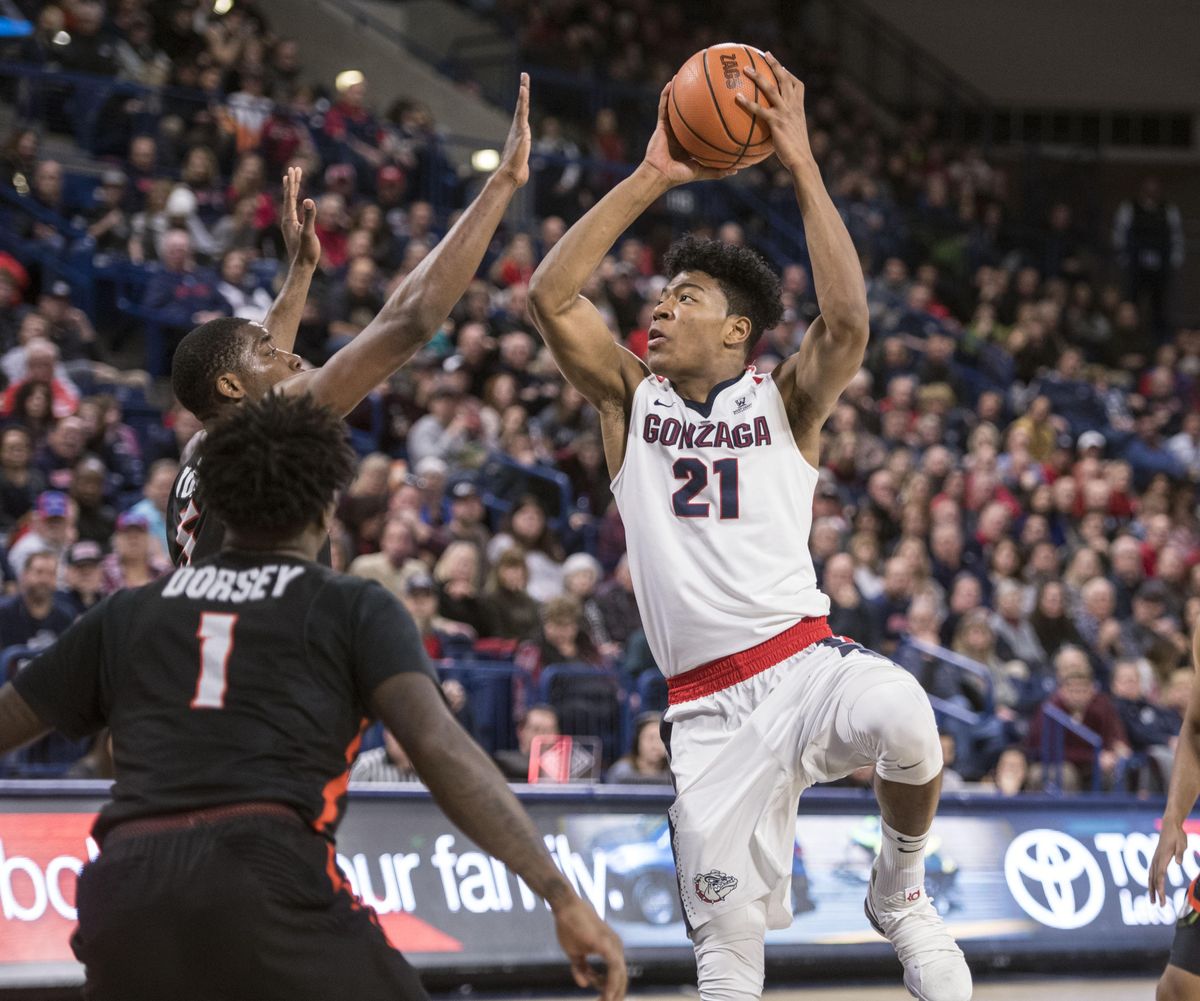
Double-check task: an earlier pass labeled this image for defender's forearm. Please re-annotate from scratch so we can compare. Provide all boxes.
[263,258,316,354]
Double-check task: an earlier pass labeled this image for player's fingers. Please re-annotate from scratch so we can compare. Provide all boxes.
[569,954,592,989]
[734,92,773,119]
[515,71,530,119]
[657,81,671,120]
[301,198,316,230]
[742,67,780,107]
[600,946,627,1001]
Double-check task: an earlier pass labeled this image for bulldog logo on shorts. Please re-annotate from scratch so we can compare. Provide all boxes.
[693,870,738,904]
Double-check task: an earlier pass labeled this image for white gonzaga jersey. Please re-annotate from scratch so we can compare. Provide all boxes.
[611,369,831,677]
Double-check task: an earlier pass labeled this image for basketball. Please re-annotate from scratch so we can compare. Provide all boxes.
[667,43,777,169]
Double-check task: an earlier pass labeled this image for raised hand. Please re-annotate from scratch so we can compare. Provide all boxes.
[280,166,319,268]
[497,73,532,188]
[736,51,814,173]
[643,82,738,186]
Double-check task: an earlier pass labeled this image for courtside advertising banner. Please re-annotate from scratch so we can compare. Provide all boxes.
[0,785,1179,986]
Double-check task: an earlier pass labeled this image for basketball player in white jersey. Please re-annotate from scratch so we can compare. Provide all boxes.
[529,54,970,1001]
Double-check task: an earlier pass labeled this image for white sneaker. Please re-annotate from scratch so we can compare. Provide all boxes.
[864,861,973,1001]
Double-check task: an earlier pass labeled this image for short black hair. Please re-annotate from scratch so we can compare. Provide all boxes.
[662,235,784,355]
[196,392,356,542]
[171,317,257,421]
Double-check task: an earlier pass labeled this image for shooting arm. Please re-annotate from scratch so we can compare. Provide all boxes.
[742,57,868,449]
[528,164,667,408]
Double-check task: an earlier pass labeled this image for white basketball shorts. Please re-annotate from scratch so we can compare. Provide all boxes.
[662,633,941,934]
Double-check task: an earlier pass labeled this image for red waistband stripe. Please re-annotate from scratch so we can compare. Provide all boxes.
[666,616,833,706]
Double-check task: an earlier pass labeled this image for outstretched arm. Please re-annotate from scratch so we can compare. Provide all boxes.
[372,673,627,1000]
[0,684,50,755]
[1150,623,1200,905]
[264,166,320,354]
[739,54,869,463]
[280,75,532,417]
[529,84,730,476]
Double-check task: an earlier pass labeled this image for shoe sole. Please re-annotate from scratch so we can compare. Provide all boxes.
[863,896,940,1001]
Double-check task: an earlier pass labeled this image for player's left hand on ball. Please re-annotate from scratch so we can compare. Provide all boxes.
[1150,822,1188,906]
[736,51,814,173]
[551,894,628,1001]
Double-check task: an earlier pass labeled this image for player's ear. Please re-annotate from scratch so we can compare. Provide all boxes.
[723,314,752,350]
[215,371,247,403]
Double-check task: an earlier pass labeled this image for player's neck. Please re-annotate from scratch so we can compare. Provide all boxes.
[224,525,324,562]
[669,364,745,406]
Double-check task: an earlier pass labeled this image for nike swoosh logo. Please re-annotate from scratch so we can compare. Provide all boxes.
[653,400,672,407]
[895,763,921,771]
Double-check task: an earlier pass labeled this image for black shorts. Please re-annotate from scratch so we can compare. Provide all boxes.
[1170,876,1200,977]
[72,814,429,1001]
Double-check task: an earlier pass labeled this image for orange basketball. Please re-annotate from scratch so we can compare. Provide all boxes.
[667,43,777,170]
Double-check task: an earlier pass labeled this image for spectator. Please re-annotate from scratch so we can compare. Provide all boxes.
[100,512,171,593]
[349,729,420,783]
[125,459,179,558]
[605,712,670,785]
[346,516,425,602]
[141,230,230,341]
[36,415,89,493]
[433,540,494,638]
[482,547,540,642]
[59,540,105,618]
[584,553,642,660]
[70,456,117,545]
[406,387,468,468]
[1112,177,1185,335]
[938,733,966,793]
[489,496,565,602]
[1111,658,1178,791]
[824,551,880,651]
[0,549,75,651]
[982,747,1030,796]
[1029,580,1087,663]
[215,249,273,322]
[82,170,133,255]
[0,426,46,533]
[493,704,560,782]
[1026,647,1130,791]
[9,491,74,578]
[326,257,384,348]
[1,337,80,420]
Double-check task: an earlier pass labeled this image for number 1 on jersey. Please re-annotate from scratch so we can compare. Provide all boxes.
[191,612,238,709]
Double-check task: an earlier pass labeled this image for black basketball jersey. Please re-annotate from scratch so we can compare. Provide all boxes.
[167,431,332,567]
[12,551,435,838]
[165,433,221,567]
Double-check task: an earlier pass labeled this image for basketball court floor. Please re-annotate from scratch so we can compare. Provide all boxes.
[538,979,1157,1000]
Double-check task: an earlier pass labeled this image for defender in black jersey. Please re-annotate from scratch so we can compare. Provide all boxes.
[1150,619,1200,1001]
[0,394,625,1001]
[168,75,532,566]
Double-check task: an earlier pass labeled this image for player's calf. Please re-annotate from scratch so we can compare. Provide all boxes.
[692,899,767,1001]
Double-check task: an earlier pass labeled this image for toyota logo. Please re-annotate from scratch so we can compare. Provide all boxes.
[1004,829,1105,930]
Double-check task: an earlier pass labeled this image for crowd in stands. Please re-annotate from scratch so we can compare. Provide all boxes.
[0,0,1195,794]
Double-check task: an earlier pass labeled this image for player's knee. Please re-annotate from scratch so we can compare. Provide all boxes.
[855,677,942,782]
[693,901,767,1001]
